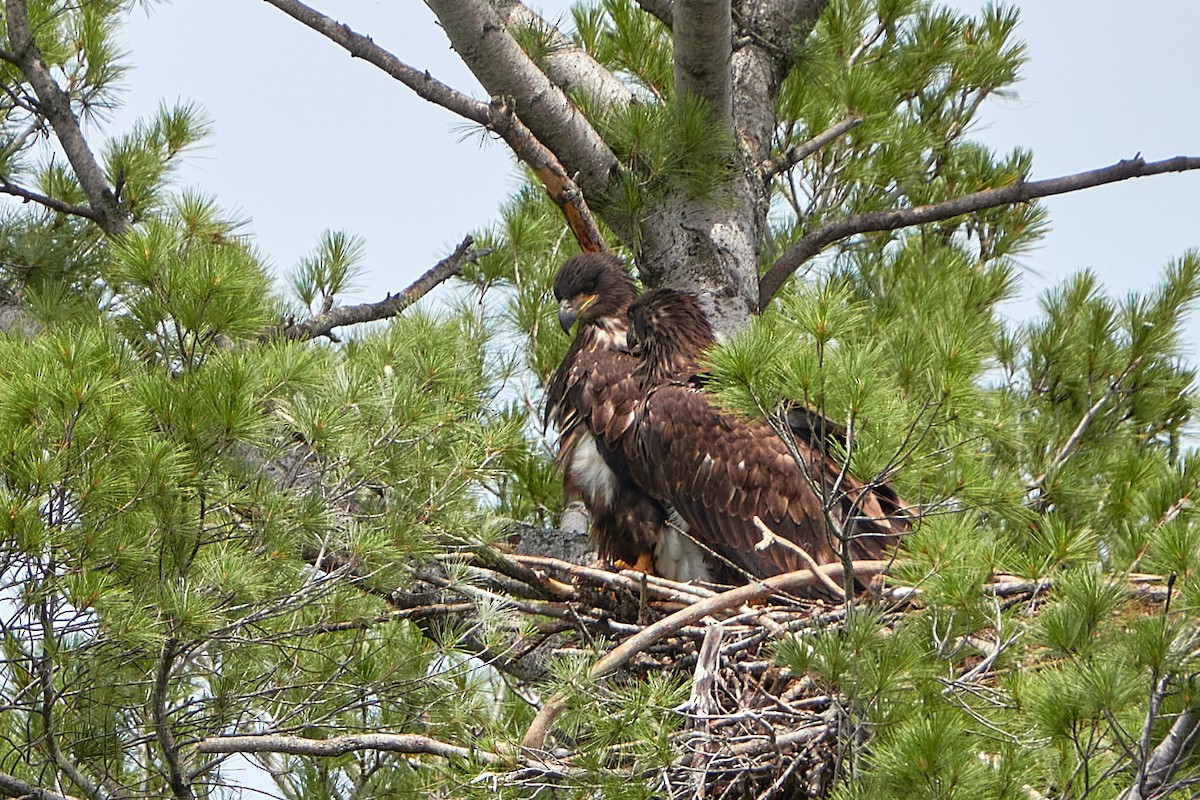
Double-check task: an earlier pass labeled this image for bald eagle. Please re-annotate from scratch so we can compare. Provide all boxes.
[545,254,711,580]
[624,288,910,582]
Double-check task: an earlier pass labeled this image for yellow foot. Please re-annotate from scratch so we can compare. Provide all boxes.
[615,551,655,575]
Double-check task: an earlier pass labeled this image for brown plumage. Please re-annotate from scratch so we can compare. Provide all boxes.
[625,288,910,583]
[544,253,666,570]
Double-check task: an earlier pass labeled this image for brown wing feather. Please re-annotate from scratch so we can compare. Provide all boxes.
[546,322,665,566]
[630,383,908,582]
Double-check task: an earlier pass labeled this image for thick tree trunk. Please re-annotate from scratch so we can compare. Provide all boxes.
[636,0,828,334]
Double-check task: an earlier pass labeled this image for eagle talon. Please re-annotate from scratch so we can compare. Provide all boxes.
[615,552,655,575]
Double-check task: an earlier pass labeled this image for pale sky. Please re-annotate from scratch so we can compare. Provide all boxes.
[112,2,1200,359]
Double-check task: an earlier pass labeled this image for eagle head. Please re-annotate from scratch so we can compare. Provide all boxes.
[628,288,716,385]
[552,252,638,333]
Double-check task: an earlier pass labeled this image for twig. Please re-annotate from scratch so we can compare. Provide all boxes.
[761,114,864,178]
[194,732,505,765]
[510,553,714,603]
[280,237,484,340]
[1028,358,1141,492]
[758,155,1200,309]
[752,516,845,599]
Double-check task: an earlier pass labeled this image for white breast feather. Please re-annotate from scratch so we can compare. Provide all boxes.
[569,432,618,509]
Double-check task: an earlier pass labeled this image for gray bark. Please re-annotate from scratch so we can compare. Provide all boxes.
[674,0,733,129]
[425,0,621,211]
[498,2,636,111]
[4,0,126,237]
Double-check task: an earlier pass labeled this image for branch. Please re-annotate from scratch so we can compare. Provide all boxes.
[280,236,483,341]
[673,0,733,128]
[0,175,104,221]
[761,114,863,178]
[752,516,845,599]
[1028,357,1141,495]
[259,0,606,253]
[424,0,622,205]
[520,559,887,751]
[35,605,105,800]
[758,155,1200,309]
[497,2,635,111]
[194,732,505,765]
[0,772,84,800]
[637,1,673,29]
[4,0,126,236]
[153,639,195,800]
[1121,708,1200,800]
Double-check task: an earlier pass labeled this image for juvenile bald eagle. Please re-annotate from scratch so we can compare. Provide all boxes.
[625,288,910,582]
[545,254,711,580]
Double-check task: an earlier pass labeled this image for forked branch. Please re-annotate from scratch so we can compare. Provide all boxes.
[758,155,1200,309]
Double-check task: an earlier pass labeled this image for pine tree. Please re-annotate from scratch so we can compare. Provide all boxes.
[0,2,1196,799]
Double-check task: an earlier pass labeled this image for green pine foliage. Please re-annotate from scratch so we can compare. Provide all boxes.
[0,1,1197,798]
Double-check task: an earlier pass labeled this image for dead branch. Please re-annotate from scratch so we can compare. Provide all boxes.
[1028,357,1141,495]
[280,236,483,341]
[259,0,607,254]
[758,155,1200,309]
[194,732,505,765]
[752,516,846,599]
[761,114,864,178]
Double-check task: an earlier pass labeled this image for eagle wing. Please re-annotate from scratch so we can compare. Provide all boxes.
[629,382,907,581]
[546,324,665,567]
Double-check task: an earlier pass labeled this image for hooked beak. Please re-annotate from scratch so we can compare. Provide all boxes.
[557,299,578,333]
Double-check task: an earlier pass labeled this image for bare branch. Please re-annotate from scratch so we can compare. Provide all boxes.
[1028,357,1142,496]
[0,772,85,800]
[762,114,864,178]
[260,0,607,253]
[0,175,103,221]
[195,732,505,765]
[4,0,126,236]
[758,155,1200,309]
[425,0,621,201]
[752,516,845,599]
[520,559,887,752]
[1122,708,1200,800]
[497,2,635,111]
[280,236,483,341]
